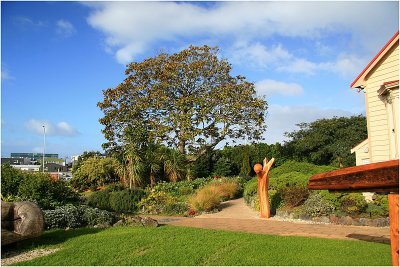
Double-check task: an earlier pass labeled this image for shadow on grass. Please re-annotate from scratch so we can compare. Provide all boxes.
[346,233,390,244]
[1,227,104,258]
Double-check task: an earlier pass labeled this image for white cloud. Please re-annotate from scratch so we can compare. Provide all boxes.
[229,42,291,69]
[56,19,76,37]
[255,79,303,97]
[85,1,398,64]
[25,119,80,137]
[1,68,15,81]
[264,104,354,144]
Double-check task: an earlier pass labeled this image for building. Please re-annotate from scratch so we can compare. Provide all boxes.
[11,165,40,172]
[10,153,59,162]
[1,157,30,165]
[351,31,399,164]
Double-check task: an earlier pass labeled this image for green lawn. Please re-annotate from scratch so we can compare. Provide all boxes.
[9,225,391,266]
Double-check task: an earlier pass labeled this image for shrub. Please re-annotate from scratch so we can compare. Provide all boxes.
[269,171,311,191]
[81,206,117,226]
[1,164,26,197]
[109,189,145,213]
[365,193,389,217]
[17,172,79,209]
[209,179,242,200]
[86,189,112,210]
[139,191,188,215]
[317,190,344,209]
[269,160,336,178]
[281,187,309,208]
[87,188,145,213]
[43,205,116,229]
[269,189,282,214]
[151,178,212,199]
[189,187,222,212]
[340,193,367,215]
[189,179,242,212]
[301,193,335,217]
[243,177,258,204]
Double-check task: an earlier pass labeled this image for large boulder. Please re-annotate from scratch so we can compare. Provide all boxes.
[1,201,44,246]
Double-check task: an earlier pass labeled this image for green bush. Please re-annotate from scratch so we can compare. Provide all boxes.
[109,189,145,213]
[269,160,337,177]
[281,187,309,207]
[365,194,389,217]
[87,188,145,213]
[1,164,26,198]
[139,191,188,215]
[269,171,311,191]
[1,164,79,209]
[243,177,258,204]
[317,190,343,209]
[43,205,116,229]
[340,193,367,215]
[301,193,335,217]
[86,189,112,210]
[151,178,212,199]
[17,173,79,209]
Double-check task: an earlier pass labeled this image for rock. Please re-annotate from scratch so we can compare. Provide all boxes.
[338,216,353,225]
[351,218,361,226]
[358,218,370,226]
[126,216,144,227]
[329,215,339,224]
[113,220,125,227]
[141,216,158,227]
[95,223,111,229]
[1,201,44,246]
[319,216,330,224]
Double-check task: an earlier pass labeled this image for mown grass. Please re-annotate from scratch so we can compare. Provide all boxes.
[8,225,391,266]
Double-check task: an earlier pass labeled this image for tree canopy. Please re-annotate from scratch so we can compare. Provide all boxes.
[284,115,367,167]
[98,45,267,161]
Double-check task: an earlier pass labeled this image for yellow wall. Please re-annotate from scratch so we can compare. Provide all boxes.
[364,44,399,163]
[351,139,370,166]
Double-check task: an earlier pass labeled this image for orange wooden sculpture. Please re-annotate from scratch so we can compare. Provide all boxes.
[254,158,275,219]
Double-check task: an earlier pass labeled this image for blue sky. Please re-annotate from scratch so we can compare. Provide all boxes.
[1,1,399,159]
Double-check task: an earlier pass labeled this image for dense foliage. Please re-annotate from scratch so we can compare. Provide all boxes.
[284,115,367,167]
[43,204,117,229]
[1,164,79,209]
[243,160,388,218]
[98,45,268,160]
[70,156,120,191]
[86,186,145,213]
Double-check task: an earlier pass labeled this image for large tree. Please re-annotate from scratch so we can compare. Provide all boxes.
[98,45,267,161]
[284,115,368,167]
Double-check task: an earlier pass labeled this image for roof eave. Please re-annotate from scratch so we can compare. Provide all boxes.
[350,31,399,89]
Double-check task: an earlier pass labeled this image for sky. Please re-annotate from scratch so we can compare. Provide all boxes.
[1,1,399,159]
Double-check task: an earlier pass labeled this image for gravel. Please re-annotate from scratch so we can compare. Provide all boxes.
[1,248,60,266]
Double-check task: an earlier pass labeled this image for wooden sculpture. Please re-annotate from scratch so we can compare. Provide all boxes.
[254,158,275,219]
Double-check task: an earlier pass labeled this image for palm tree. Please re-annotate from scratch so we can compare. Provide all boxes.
[145,144,162,187]
[161,148,186,182]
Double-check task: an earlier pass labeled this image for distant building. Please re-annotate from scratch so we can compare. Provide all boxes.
[11,165,40,172]
[45,163,68,173]
[1,157,30,165]
[11,153,59,161]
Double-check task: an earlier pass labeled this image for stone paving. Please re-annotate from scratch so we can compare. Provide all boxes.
[150,198,390,244]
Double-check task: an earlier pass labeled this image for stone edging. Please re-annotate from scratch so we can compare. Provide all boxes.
[275,210,390,227]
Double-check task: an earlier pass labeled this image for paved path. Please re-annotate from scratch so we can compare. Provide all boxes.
[150,198,390,244]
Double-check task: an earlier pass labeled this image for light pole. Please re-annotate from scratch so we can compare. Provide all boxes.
[42,125,46,173]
